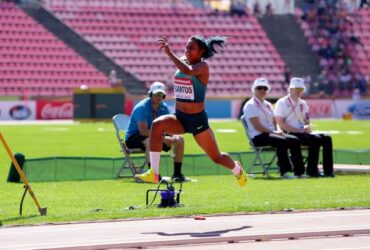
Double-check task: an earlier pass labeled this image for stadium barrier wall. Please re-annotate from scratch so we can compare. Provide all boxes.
[36,100,73,120]
[0,101,36,121]
[20,149,370,182]
[231,99,370,119]
[1,99,370,120]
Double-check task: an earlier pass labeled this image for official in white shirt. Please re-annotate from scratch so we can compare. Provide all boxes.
[242,78,305,178]
[275,77,334,177]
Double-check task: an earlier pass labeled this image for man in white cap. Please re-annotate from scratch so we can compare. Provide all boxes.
[242,78,305,178]
[125,82,187,181]
[275,77,334,177]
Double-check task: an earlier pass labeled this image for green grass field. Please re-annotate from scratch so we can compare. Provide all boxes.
[1,119,370,226]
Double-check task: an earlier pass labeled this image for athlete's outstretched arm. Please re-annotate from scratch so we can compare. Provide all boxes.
[157,37,207,76]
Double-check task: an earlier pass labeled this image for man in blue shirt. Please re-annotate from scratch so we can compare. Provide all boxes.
[125,82,187,181]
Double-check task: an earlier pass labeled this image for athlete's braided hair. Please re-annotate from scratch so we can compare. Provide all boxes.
[190,35,226,60]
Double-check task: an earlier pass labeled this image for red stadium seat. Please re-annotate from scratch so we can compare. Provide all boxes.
[41,0,286,97]
[0,2,109,97]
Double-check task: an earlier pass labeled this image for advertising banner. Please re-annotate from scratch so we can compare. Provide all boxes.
[306,99,334,118]
[0,101,36,120]
[347,101,370,119]
[334,100,370,119]
[36,100,73,120]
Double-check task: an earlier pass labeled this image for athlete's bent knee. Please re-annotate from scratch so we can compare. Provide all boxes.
[173,135,184,146]
[151,119,166,134]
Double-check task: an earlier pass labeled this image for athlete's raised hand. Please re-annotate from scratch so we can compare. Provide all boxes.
[157,36,171,55]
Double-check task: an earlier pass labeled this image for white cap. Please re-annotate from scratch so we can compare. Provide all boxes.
[148,81,167,95]
[252,78,270,93]
[289,77,306,90]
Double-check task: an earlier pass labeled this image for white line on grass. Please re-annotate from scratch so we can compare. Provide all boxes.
[216,129,237,133]
[313,130,363,135]
[97,128,115,132]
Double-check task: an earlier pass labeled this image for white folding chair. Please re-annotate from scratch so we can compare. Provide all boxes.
[112,114,147,179]
[240,115,277,177]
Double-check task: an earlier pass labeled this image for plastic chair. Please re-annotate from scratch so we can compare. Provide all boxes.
[112,114,147,180]
[240,115,277,177]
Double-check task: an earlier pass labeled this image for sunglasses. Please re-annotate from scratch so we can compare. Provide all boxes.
[256,86,268,91]
[153,92,165,97]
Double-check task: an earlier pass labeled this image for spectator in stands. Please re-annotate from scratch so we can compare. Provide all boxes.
[359,0,369,9]
[265,1,273,17]
[300,0,363,97]
[283,66,291,91]
[317,70,329,96]
[302,0,315,12]
[242,78,306,179]
[275,77,334,177]
[338,69,352,95]
[230,0,247,16]
[135,35,247,186]
[125,81,188,182]
[354,72,367,95]
[352,88,362,100]
[253,1,262,17]
[109,69,118,87]
[303,74,312,94]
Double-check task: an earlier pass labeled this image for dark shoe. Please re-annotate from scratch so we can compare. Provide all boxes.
[324,173,335,178]
[281,172,298,179]
[172,174,190,182]
[308,172,324,178]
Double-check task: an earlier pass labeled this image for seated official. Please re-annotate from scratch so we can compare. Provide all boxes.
[275,77,334,177]
[125,82,187,181]
[242,78,306,179]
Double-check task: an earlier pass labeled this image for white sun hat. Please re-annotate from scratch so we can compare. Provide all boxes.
[289,77,306,91]
[252,78,271,93]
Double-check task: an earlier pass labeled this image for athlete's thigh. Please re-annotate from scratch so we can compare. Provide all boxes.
[153,114,185,135]
[193,128,221,158]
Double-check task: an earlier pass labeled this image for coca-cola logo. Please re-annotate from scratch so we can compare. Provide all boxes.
[9,105,31,120]
[41,103,73,119]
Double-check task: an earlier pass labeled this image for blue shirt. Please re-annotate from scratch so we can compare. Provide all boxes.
[125,98,170,140]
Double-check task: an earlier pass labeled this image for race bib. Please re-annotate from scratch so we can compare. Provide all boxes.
[174,77,194,100]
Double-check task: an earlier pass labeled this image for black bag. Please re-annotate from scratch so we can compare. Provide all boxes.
[7,153,25,183]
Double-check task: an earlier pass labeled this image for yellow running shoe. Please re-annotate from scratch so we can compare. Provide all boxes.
[235,161,247,187]
[134,168,159,183]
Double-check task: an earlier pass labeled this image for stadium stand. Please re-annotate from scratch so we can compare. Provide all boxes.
[0,1,109,97]
[296,2,368,97]
[43,0,286,97]
[352,8,370,81]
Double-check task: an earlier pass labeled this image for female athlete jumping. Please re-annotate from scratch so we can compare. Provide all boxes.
[135,35,247,187]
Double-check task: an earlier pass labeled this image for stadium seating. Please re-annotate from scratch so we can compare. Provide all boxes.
[44,0,286,97]
[295,5,368,97]
[351,8,370,76]
[0,1,109,97]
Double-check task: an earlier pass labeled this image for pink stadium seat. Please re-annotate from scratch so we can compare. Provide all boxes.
[41,0,286,97]
[0,2,109,97]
